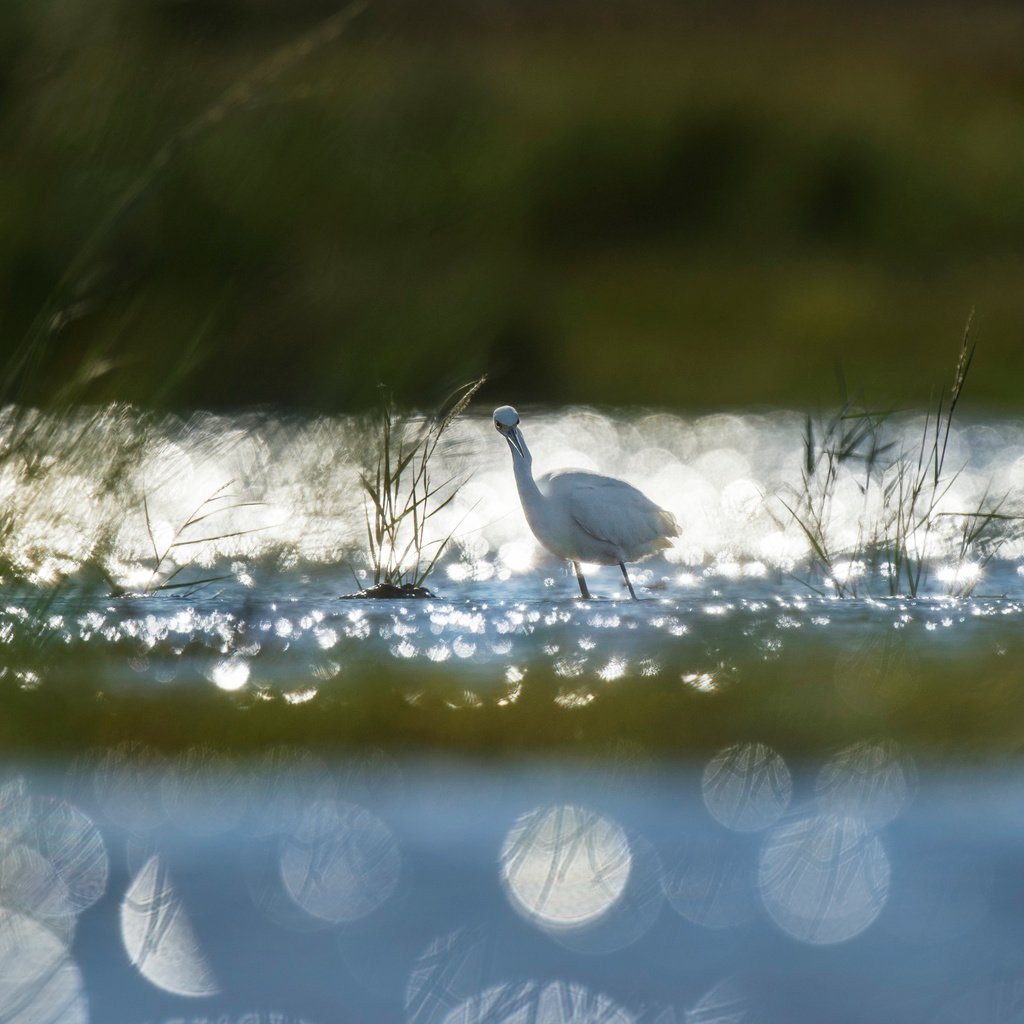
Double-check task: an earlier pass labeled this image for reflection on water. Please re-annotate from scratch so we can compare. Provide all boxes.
[500,805,632,930]
[121,854,219,998]
[758,813,890,945]
[279,800,401,924]
[701,743,792,833]
[0,909,88,1024]
[2,405,1023,597]
[442,979,637,1024]
[684,977,759,1024]
[549,834,664,956]
[0,751,1022,1021]
[814,741,914,828]
[406,926,497,1024]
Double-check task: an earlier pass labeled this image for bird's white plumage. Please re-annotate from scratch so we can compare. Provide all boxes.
[537,470,676,563]
[493,406,679,597]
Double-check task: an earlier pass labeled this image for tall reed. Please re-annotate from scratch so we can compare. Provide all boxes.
[361,377,485,590]
[782,321,1019,597]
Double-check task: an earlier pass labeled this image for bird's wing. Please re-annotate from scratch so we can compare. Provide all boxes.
[544,471,678,554]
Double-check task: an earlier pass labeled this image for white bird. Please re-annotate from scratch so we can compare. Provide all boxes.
[494,405,679,599]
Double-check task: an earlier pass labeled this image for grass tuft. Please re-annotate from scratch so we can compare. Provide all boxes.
[781,318,1022,597]
[122,480,267,596]
[360,376,486,590]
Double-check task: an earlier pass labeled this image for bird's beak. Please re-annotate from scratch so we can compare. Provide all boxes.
[501,425,526,458]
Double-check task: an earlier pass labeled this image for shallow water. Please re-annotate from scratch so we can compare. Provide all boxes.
[4,583,1024,696]
[3,404,1024,1022]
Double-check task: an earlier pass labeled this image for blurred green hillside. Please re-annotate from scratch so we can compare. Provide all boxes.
[2,0,1023,412]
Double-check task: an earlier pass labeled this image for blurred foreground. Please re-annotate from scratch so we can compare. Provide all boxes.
[7,739,1024,1022]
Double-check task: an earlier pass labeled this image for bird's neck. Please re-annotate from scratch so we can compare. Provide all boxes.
[510,438,542,509]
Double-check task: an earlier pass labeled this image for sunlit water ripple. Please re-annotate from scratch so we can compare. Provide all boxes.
[3,403,1024,689]
[3,403,1023,594]
[4,589,1023,694]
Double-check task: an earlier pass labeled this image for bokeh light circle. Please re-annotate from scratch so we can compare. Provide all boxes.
[279,800,401,924]
[500,805,631,930]
[702,743,792,832]
[758,813,890,945]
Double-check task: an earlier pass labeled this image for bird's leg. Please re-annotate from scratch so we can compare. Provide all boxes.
[619,562,638,600]
[572,561,592,600]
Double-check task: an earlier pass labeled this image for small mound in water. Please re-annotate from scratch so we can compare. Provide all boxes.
[340,583,436,600]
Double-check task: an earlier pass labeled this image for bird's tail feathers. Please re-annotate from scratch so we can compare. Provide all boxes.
[659,509,681,538]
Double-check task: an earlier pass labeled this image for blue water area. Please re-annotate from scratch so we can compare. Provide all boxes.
[6,753,1024,1024]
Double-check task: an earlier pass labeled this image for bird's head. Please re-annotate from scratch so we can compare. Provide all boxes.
[493,405,526,458]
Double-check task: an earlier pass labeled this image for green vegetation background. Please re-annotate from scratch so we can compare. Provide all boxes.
[2,0,1023,413]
